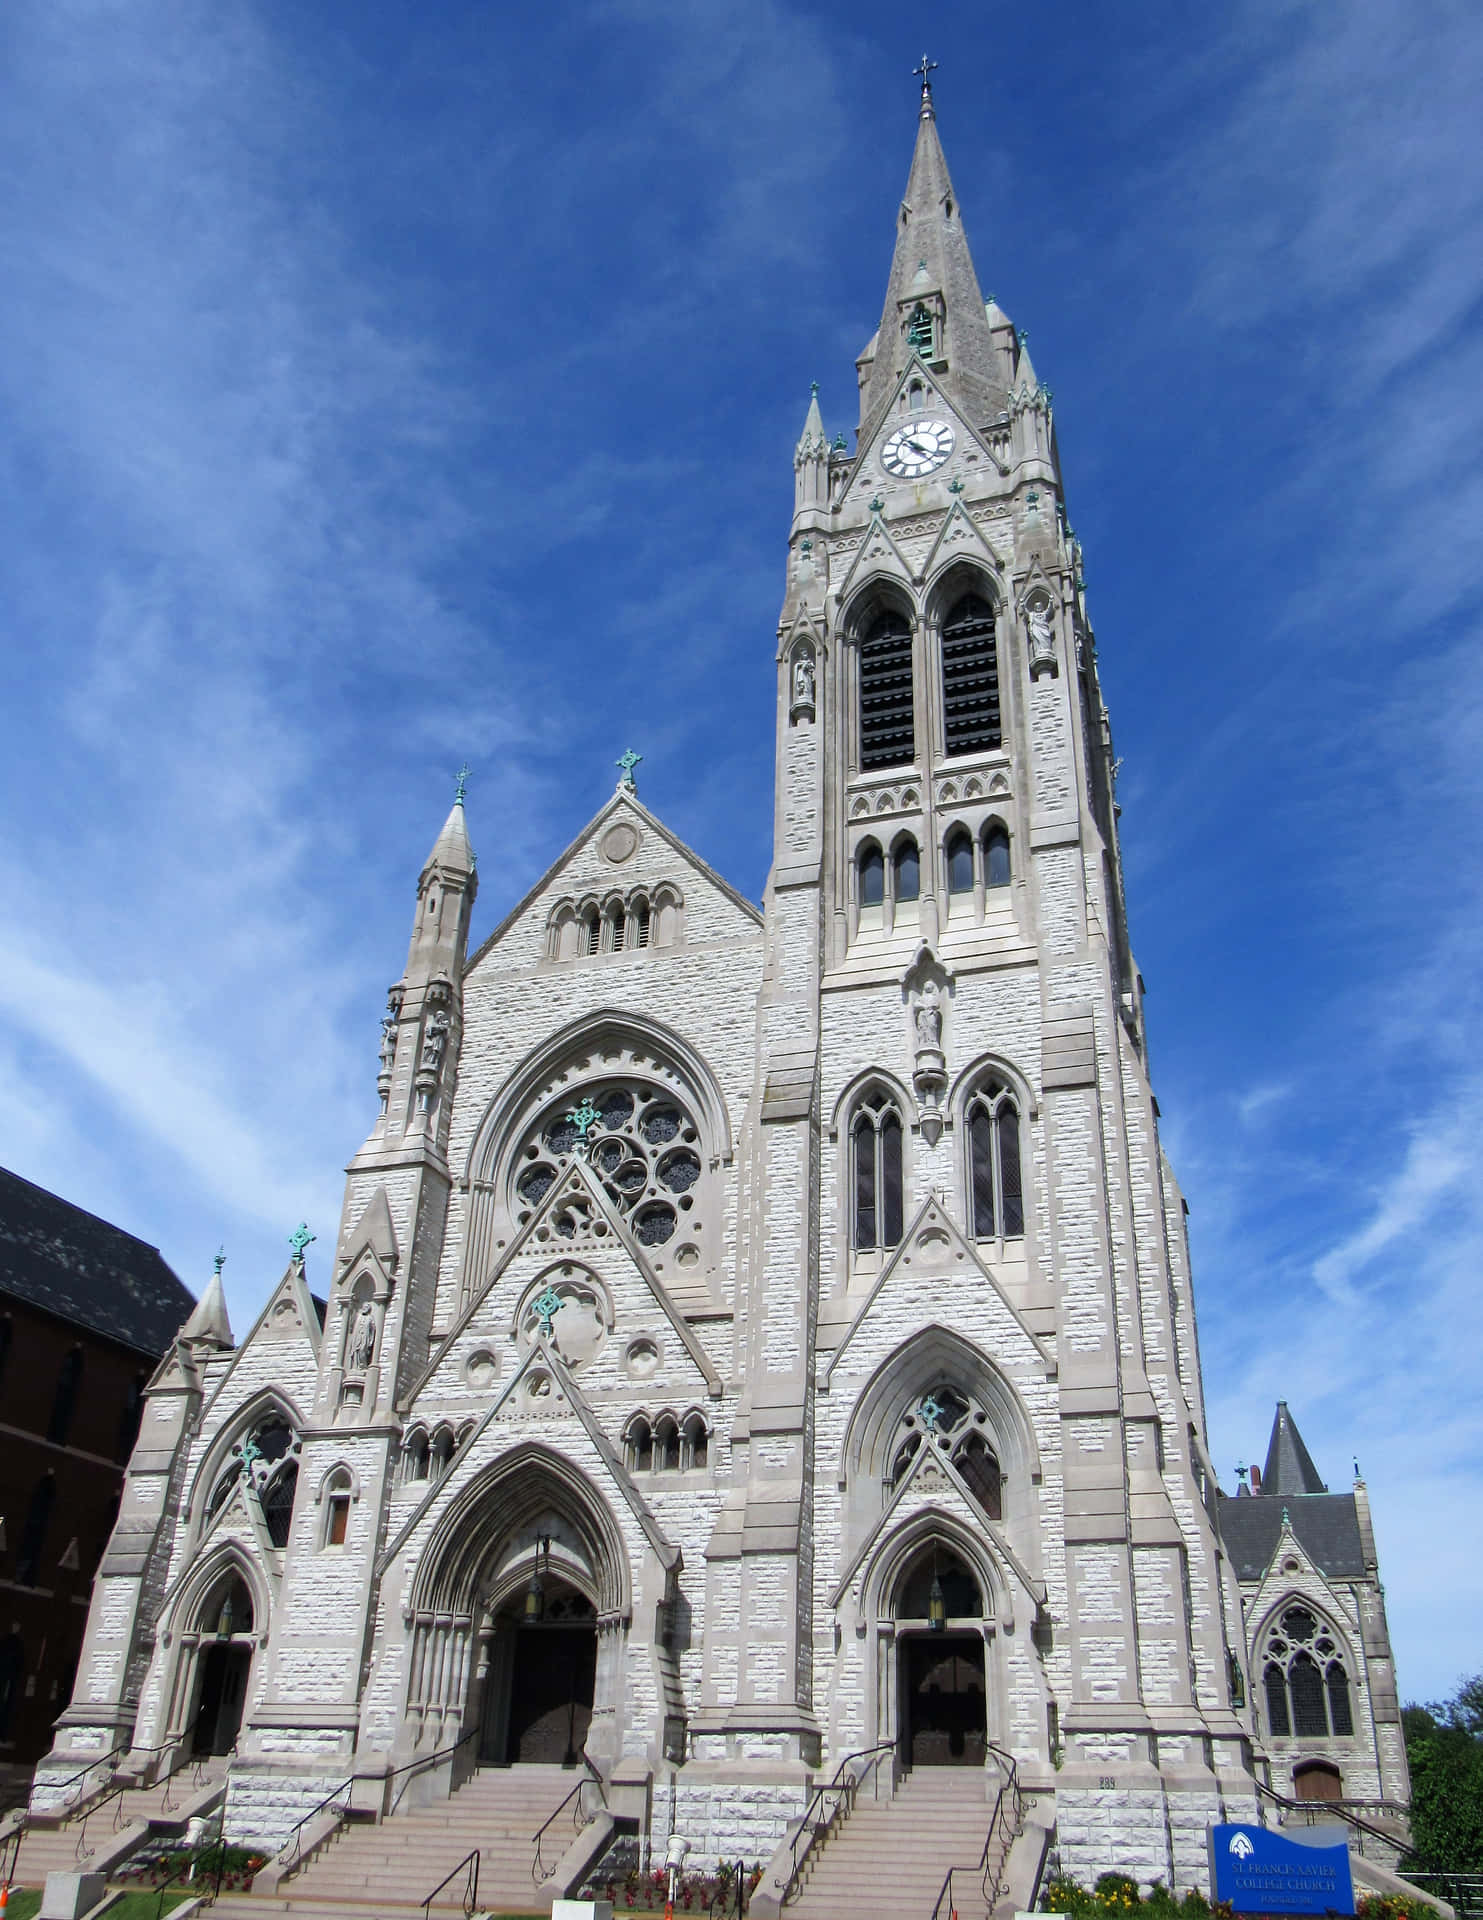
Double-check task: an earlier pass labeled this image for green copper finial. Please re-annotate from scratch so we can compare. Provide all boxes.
[832,432,847,453]
[531,1284,565,1339]
[869,494,884,514]
[454,762,471,804]
[288,1222,315,1260]
[616,747,642,791]
[213,1246,226,1279]
[239,1433,263,1470]
[918,1392,947,1432]
[1281,1504,1290,1527]
[565,1096,601,1145]
[948,478,964,495]
[810,380,819,399]
[1017,327,1029,349]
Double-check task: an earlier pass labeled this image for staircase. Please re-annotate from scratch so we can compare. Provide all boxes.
[3,1757,230,1889]
[218,1765,585,1919]
[787,1768,1004,1920]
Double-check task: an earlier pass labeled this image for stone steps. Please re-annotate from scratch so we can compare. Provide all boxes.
[268,1764,581,1916]
[789,1769,999,1920]
[8,1760,229,1889]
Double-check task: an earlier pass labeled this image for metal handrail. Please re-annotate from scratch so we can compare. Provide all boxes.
[1254,1776,1407,1860]
[531,1754,607,1885]
[74,1742,212,1861]
[276,1726,481,1876]
[421,1846,479,1920]
[708,1857,753,1916]
[387,1726,481,1817]
[928,1742,1024,1920]
[779,1740,895,1905]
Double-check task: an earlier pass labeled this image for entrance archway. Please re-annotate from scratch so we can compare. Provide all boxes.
[403,1446,633,1773]
[893,1544,987,1768]
[189,1574,255,1756]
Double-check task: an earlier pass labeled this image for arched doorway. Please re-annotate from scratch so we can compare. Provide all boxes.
[478,1556,597,1765]
[403,1447,635,1775]
[895,1545,987,1767]
[1294,1760,1343,1803]
[190,1574,255,1756]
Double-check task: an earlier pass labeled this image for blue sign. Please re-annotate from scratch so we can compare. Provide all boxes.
[1208,1823,1355,1915]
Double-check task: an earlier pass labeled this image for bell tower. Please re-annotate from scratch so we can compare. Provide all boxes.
[768,63,1260,1893]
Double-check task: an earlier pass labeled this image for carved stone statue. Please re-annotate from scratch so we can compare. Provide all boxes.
[793,654,815,706]
[347,1301,376,1372]
[420,1009,450,1075]
[379,1011,398,1075]
[1026,599,1058,677]
[913,991,942,1053]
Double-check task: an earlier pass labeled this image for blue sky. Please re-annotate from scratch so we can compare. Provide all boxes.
[1,0,1478,1702]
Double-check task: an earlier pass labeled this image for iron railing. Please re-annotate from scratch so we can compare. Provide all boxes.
[1254,1777,1408,1862]
[1404,1870,1483,1917]
[275,1726,480,1878]
[928,1741,1025,1920]
[708,1857,754,1917]
[530,1753,607,1885]
[777,1740,896,1906]
[421,1846,479,1920]
[73,1744,219,1862]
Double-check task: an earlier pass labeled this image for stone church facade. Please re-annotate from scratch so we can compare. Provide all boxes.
[38,82,1405,1892]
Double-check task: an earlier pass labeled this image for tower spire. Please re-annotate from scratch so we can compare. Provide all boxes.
[856,77,1009,435]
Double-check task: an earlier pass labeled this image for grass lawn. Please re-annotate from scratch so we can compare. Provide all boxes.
[98,1893,194,1920]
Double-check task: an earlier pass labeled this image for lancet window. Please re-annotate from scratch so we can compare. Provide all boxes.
[940,593,1001,757]
[512,1078,705,1252]
[1261,1605,1355,1739]
[852,1089,904,1252]
[859,611,915,770]
[984,822,1011,889]
[966,1081,1024,1240]
[888,1384,1003,1523]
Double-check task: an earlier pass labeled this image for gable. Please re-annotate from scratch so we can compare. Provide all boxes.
[468,790,762,975]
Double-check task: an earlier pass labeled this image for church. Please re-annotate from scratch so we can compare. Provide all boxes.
[36,73,1410,1907]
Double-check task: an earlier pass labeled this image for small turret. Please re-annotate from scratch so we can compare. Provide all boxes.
[179,1249,233,1350]
[406,782,478,984]
[793,382,829,520]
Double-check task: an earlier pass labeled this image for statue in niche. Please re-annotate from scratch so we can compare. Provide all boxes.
[794,653,815,706]
[913,988,942,1053]
[378,988,402,1076]
[346,1301,376,1373]
[420,1009,450,1074]
[1026,598,1058,677]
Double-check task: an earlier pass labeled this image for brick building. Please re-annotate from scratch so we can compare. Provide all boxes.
[0,1166,193,1795]
[38,74,1406,1898]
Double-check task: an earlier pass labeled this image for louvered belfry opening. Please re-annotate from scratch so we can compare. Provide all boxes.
[859,610,915,769]
[941,593,1001,755]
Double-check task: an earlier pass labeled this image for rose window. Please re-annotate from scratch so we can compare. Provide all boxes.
[513,1079,705,1249]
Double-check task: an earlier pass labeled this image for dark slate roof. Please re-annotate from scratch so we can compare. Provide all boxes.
[0,1165,196,1358]
[1218,1492,1368,1583]
[1262,1401,1328,1495]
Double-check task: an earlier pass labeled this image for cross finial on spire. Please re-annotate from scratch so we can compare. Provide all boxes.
[213,1246,226,1279]
[454,762,471,804]
[288,1222,315,1261]
[913,54,938,111]
[616,747,642,792]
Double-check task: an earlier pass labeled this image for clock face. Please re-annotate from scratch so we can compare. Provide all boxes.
[881,417,955,478]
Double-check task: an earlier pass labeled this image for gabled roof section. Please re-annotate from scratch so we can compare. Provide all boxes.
[820,1192,1055,1388]
[0,1164,195,1357]
[467,787,761,973]
[858,92,1007,433]
[1262,1400,1327,1496]
[1217,1491,1365,1584]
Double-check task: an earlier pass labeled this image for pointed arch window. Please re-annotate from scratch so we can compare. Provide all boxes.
[941,593,1001,756]
[893,840,920,902]
[946,828,974,894]
[1261,1605,1354,1739]
[889,1386,1003,1524]
[858,842,885,908]
[583,910,601,955]
[984,823,1011,889]
[967,1082,1024,1239]
[852,1090,904,1252]
[858,611,915,770]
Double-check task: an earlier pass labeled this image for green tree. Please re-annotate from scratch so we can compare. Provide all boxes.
[1403,1673,1483,1870]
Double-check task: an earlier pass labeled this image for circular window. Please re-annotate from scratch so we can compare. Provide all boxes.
[463,1347,499,1389]
[625,1338,660,1378]
[511,1078,706,1239]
